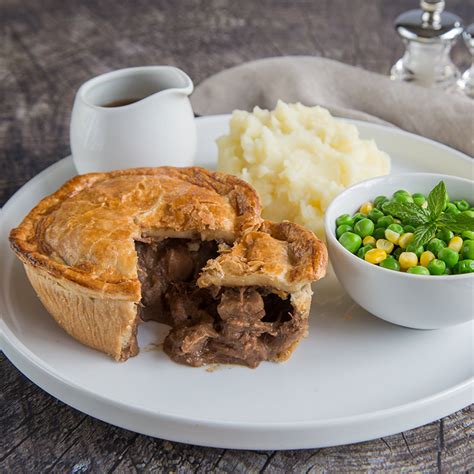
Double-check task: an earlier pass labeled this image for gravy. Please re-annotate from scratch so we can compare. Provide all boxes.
[102,97,143,107]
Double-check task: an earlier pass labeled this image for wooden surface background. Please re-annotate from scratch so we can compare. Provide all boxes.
[1,0,473,472]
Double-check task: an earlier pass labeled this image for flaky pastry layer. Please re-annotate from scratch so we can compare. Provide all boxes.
[198,221,327,293]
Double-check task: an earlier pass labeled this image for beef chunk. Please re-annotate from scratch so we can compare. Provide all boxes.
[207,334,269,368]
[164,245,194,281]
[163,323,219,367]
[217,288,265,322]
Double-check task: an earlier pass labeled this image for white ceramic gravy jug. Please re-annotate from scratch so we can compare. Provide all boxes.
[70,66,196,174]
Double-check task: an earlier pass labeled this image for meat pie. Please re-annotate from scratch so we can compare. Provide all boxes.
[10,167,327,367]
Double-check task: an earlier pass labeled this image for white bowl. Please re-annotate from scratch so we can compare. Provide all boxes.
[324,173,474,329]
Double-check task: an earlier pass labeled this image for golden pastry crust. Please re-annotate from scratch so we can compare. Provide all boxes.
[198,220,328,293]
[10,167,262,301]
[24,265,139,360]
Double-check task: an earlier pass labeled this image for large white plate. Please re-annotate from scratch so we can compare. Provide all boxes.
[0,116,473,450]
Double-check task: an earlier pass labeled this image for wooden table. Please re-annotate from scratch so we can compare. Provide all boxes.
[2,0,473,471]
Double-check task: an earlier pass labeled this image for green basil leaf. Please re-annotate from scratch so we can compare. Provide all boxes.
[437,212,474,233]
[383,201,430,227]
[427,181,447,220]
[412,223,437,248]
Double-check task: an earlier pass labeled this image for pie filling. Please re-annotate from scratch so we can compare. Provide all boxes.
[135,238,306,368]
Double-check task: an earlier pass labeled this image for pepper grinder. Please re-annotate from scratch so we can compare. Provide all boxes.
[458,24,474,98]
[391,0,463,88]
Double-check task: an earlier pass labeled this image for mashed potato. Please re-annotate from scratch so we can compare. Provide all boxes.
[217,101,390,239]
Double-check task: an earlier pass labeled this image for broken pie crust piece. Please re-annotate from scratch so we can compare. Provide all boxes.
[10,167,328,367]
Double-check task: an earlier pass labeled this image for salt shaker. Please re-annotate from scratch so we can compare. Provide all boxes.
[458,24,474,99]
[391,0,463,89]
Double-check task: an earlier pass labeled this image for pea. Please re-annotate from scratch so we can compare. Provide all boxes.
[387,223,404,234]
[376,215,395,229]
[412,193,426,206]
[461,230,474,241]
[352,212,366,224]
[393,189,411,198]
[357,244,374,259]
[406,242,424,257]
[393,247,403,259]
[336,214,354,227]
[445,203,460,215]
[462,210,474,218]
[381,200,393,214]
[437,229,454,243]
[339,232,362,254]
[454,259,474,274]
[407,266,430,275]
[438,247,459,268]
[428,258,446,275]
[379,257,400,271]
[336,224,353,239]
[374,227,386,240]
[461,240,474,260]
[427,238,446,256]
[444,267,452,275]
[374,195,388,210]
[354,218,375,238]
[404,225,416,233]
[368,208,384,223]
[393,193,414,204]
[455,200,470,211]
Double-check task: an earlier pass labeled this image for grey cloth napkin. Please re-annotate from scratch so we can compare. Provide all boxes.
[191,56,474,157]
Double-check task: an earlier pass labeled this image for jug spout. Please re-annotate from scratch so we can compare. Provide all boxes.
[153,66,194,96]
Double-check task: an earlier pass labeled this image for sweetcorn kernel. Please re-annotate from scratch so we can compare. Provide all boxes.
[365,248,387,264]
[398,232,414,249]
[399,252,418,270]
[448,236,463,252]
[385,228,400,245]
[420,250,435,267]
[421,201,428,209]
[363,235,376,246]
[376,239,394,254]
[359,202,374,215]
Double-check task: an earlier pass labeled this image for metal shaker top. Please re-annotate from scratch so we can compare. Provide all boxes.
[395,0,463,42]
